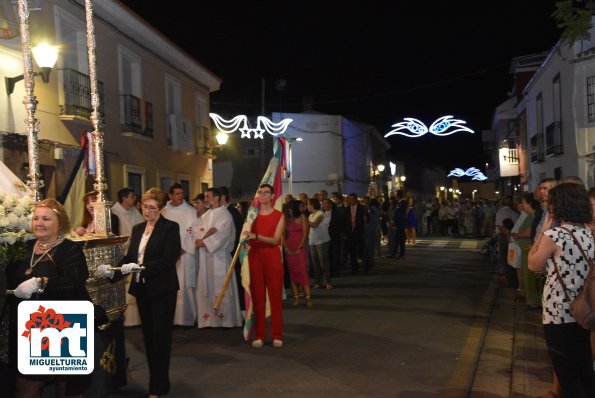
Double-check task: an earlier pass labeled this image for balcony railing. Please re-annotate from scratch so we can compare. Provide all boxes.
[59,68,104,119]
[545,121,563,156]
[530,133,544,162]
[120,95,154,139]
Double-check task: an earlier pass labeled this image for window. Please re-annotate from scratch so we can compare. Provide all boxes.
[552,74,561,123]
[165,75,182,148]
[178,174,191,201]
[157,170,175,192]
[118,46,146,135]
[123,164,145,197]
[54,6,87,73]
[587,76,595,122]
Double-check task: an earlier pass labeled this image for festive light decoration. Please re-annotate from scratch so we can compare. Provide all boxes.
[209,113,293,139]
[447,167,488,181]
[384,115,474,138]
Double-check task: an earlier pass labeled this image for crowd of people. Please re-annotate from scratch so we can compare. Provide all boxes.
[2,175,594,397]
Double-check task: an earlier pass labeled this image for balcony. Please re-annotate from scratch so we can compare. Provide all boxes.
[530,133,544,162]
[545,121,563,156]
[58,68,104,122]
[121,95,154,139]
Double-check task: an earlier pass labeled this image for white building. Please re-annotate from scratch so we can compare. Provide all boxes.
[272,111,390,197]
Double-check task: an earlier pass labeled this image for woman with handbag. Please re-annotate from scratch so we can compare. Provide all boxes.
[528,183,595,397]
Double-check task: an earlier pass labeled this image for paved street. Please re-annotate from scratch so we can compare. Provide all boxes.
[100,237,551,398]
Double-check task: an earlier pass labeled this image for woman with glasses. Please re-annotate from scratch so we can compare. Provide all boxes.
[104,188,181,398]
[242,184,285,348]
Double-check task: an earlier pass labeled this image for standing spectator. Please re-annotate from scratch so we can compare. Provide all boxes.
[324,198,342,278]
[438,200,449,235]
[495,196,519,287]
[308,198,332,288]
[162,183,197,326]
[528,183,595,397]
[243,184,285,348]
[118,188,181,397]
[344,193,368,273]
[366,198,381,268]
[192,193,208,218]
[414,196,425,237]
[393,190,407,259]
[236,200,249,222]
[331,192,347,273]
[510,193,539,308]
[386,196,398,258]
[284,200,311,307]
[405,193,417,245]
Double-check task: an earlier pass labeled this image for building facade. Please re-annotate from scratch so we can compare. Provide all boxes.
[0,0,221,203]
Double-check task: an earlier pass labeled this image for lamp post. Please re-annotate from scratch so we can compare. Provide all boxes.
[286,136,302,195]
[6,43,58,95]
[472,189,477,201]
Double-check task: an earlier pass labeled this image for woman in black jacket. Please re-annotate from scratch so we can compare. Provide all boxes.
[112,188,181,398]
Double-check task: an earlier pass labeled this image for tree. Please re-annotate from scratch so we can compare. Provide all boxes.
[553,0,595,45]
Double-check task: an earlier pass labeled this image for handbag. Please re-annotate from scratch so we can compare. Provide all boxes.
[551,226,595,330]
[507,240,521,269]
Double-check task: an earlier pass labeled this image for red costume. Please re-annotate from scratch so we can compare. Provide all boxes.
[248,209,284,340]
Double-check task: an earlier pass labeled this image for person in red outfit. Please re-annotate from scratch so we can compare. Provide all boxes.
[243,184,286,348]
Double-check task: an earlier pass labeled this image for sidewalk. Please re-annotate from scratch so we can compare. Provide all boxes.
[470,277,553,398]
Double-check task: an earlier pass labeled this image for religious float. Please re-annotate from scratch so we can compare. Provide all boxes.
[0,0,128,395]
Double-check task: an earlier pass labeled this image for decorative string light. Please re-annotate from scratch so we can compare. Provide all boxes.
[209,113,293,139]
[447,167,488,181]
[384,115,474,138]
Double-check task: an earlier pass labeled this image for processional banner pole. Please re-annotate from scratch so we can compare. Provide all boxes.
[85,0,111,236]
[17,0,44,201]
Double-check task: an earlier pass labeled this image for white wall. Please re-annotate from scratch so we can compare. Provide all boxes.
[273,112,343,196]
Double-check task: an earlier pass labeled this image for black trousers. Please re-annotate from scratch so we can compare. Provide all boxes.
[395,226,406,257]
[329,235,343,276]
[136,287,177,396]
[345,233,367,271]
[543,322,595,398]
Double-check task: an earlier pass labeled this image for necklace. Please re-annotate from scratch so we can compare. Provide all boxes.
[26,236,64,276]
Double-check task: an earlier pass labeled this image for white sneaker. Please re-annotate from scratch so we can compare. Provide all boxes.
[251,339,264,348]
[272,339,283,348]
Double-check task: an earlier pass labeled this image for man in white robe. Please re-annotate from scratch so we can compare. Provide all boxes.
[111,187,144,326]
[193,188,242,328]
[162,183,198,326]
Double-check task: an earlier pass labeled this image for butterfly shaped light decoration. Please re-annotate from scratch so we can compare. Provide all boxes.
[447,167,488,181]
[385,115,474,138]
[209,113,293,139]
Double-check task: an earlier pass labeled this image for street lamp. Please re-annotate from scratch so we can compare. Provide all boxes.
[472,189,478,201]
[377,164,385,172]
[6,43,59,95]
[215,131,229,146]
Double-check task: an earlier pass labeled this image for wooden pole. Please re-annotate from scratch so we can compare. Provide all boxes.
[213,241,244,314]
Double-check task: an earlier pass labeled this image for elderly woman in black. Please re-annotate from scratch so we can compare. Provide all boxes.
[100,188,180,398]
[7,198,92,397]
[528,183,595,398]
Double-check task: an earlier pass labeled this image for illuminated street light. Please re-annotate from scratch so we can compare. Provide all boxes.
[377,164,385,172]
[400,176,406,182]
[440,186,445,191]
[215,131,229,146]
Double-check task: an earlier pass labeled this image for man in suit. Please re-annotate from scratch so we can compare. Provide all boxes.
[219,186,245,310]
[344,193,368,273]
[393,190,408,259]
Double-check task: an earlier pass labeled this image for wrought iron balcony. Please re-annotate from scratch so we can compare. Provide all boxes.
[58,68,104,120]
[121,95,154,139]
[530,133,545,162]
[545,121,563,156]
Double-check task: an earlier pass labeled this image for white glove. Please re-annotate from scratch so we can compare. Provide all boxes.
[97,264,115,279]
[14,278,40,299]
[120,263,139,275]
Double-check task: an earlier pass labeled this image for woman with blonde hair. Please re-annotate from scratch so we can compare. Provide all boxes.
[7,198,92,397]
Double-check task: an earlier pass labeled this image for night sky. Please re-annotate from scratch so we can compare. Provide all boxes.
[120,1,561,171]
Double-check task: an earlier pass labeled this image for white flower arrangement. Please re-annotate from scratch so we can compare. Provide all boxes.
[0,192,34,267]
